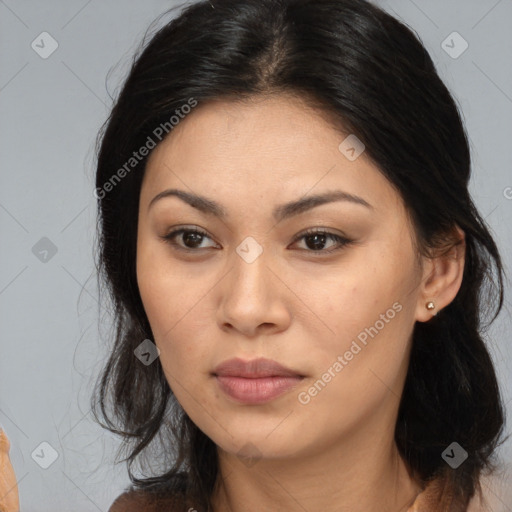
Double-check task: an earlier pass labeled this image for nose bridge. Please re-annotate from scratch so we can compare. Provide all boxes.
[217,234,288,334]
[229,234,270,301]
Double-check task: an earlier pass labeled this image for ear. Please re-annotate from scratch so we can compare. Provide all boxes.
[415,225,466,322]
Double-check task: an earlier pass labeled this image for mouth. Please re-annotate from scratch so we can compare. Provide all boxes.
[212,357,305,404]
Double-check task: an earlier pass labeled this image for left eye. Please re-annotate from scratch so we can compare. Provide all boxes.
[161,227,352,254]
[291,229,352,253]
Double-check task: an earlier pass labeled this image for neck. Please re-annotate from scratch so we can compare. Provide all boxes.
[209,418,423,512]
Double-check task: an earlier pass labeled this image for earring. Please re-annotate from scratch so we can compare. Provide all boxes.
[426,301,437,316]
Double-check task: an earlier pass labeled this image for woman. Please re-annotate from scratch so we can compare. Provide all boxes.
[91,0,509,510]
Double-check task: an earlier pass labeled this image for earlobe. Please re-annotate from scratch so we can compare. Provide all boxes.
[415,226,466,323]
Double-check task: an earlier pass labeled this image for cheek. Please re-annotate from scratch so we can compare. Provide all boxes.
[308,246,418,377]
[315,259,410,331]
[296,300,413,436]
[137,257,213,380]
[137,242,197,333]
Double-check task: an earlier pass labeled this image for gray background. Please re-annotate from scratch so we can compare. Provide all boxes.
[0,0,511,510]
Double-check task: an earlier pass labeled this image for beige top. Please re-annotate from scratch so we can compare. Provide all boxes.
[109,471,512,512]
[108,474,510,512]
[407,471,512,512]
[406,476,465,511]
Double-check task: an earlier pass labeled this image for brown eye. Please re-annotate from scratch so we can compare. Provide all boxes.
[162,227,218,251]
[292,229,353,254]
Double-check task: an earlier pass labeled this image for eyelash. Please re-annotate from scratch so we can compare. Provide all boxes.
[161,227,353,255]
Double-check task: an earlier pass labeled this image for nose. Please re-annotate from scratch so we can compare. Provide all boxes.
[216,246,291,338]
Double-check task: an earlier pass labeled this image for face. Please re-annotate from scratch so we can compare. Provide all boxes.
[136,94,427,461]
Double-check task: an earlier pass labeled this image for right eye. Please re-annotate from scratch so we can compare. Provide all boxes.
[161,227,219,252]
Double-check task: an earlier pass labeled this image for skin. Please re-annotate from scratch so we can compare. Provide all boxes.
[136,93,466,512]
[0,428,20,512]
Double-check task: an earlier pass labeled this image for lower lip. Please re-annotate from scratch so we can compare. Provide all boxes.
[215,375,303,404]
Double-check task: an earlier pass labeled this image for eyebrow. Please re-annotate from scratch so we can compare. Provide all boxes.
[148,188,373,221]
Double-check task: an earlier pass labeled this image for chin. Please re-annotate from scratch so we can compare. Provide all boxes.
[208,423,308,462]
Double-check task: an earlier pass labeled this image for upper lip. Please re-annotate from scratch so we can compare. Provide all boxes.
[212,357,304,378]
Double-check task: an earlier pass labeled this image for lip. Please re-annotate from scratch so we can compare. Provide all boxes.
[213,357,304,378]
[212,358,305,404]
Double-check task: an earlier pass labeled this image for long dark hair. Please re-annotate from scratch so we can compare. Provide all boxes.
[91,0,508,509]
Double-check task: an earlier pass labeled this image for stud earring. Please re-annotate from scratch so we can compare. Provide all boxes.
[426,301,437,316]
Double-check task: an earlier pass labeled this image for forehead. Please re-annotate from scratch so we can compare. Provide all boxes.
[141,94,404,217]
